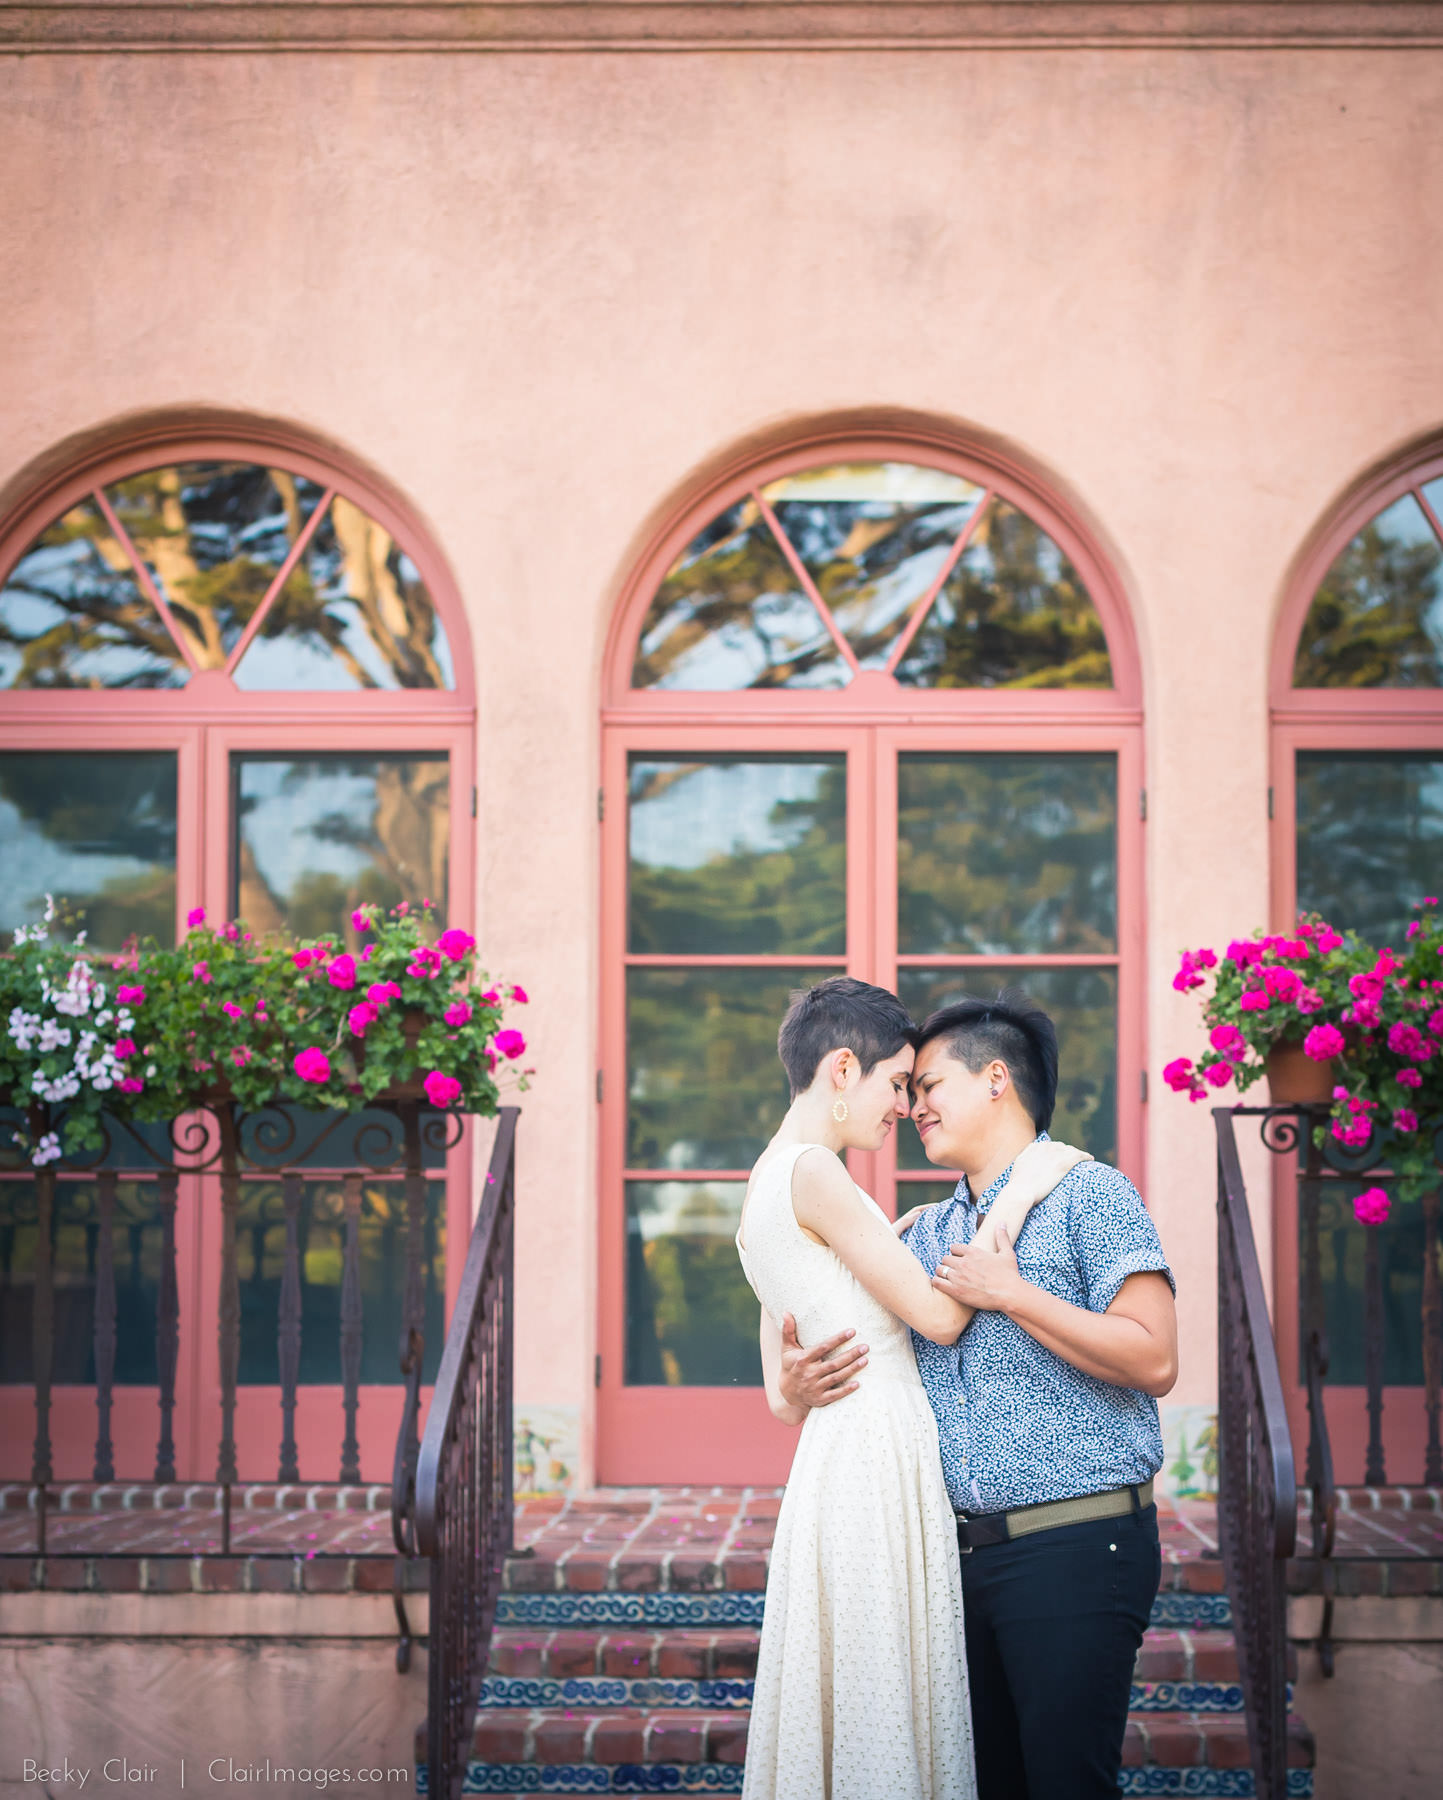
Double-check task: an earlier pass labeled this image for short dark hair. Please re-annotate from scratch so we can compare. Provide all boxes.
[777,976,916,1098]
[915,987,1059,1132]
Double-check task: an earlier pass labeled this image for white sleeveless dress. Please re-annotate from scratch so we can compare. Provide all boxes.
[736,1142,976,1800]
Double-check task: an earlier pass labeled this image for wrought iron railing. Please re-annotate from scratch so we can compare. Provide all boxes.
[2,1095,459,1557]
[1214,1107,1297,1800]
[411,1106,517,1800]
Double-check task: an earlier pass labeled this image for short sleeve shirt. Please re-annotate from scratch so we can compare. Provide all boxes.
[905,1137,1176,1514]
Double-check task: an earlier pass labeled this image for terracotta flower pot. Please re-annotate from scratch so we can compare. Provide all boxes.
[1266,1039,1335,1105]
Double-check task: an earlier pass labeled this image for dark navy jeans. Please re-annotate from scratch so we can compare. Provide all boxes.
[960,1502,1161,1798]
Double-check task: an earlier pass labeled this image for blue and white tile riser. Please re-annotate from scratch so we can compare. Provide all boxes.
[432,1768,1312,1796]
[1118,1776,1312,1797]
[493,1591,1231,1631]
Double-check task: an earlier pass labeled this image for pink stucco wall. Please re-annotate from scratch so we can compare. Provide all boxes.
[4,35,1442,1482]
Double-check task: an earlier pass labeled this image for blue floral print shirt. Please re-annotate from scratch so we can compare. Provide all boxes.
[905,1137,1175,1514]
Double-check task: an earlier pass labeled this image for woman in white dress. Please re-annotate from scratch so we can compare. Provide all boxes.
[735,977,1087,1800]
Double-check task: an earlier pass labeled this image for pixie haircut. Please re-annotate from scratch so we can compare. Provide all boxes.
[777,976,916,1098]
[915,988,1060,1133]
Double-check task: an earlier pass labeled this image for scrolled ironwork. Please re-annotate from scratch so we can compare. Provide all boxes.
[420,1107,468,1161]
[1214,1107,1297,1800]
[411,1108,517,1800]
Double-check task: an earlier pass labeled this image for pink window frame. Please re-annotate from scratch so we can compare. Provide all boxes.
[598,425,1146,1485]
[1268,441,1443,1485]
[0,418,477,1482]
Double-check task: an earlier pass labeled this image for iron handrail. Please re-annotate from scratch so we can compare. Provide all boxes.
[413,1105,518,1800]
[1214,1107,1297,1800]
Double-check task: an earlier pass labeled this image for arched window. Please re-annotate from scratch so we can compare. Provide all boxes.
[599,433,1144,1483]
[1270,445,1443,1482]
[0,424,474,1481]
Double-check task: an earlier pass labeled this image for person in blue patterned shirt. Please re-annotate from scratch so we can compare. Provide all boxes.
[779,987,1177,1800]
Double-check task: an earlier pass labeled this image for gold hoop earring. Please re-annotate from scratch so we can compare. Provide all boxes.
[832,1098,849,1123]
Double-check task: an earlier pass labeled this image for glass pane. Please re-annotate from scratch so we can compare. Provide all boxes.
[0,1180,162,1385]
[896,966,1118,1166]
[0,499,187,689]
[625,1180,760,1385]
[631,498,847,691]
[628,757,846,955]
[895,498,1112,689]
[1296,753,1443,945]
[235,496,454,691]
[1306,1184,1426,1390]
[1292,493,1443,687]
[628,967,828,1170]
[0,752,177,952]
[764,463,982,670]
[234,755,449,948]
[235,1179,445,1386]
[898,753,1116,954]
[105,464,326,671]
[1422,477,1443,527]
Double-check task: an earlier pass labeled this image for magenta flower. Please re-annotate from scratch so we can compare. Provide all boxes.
[223,923,240,942]
[1316,929,1343,953]
[1331,1115,1373,1148]
[117,984,145,1006]
[494,1028,526,1060]
[1407,920,1422,939]
[1397,1066,1423,1088]
[1296,986,1324,1014]
[479,987,500,1006]
[118,1076,145,1094]
[1303,1023,1345,1062]
[1387,1021,1432,1062]
[1162,1057,1196,1093]
[1347,998,1381,1029]
[325,954,357,990]
[511,984,529,1004]
[407,946,442,980]
[1263,966,1303,1003]
[1204,1062,1232,1088]
[231,1046,252,1068]
[1209,1023,1248,1063]
[348,1001,379,1037]
[192,961,211,984]
[1353,1186,1391,1227]
[292,949,315,971]
[1394,1108,1419,1133]
[437,929,476,963]
[361,944,375,962]
[444,1000,472,1028]
[113,1037,137,1060]
[293,1048,331,1085]
[1225,938,1264,968]
[221,1001,245,1021]
[423,1069,463,1107]
[367,980,402,1008]
[1240,989,1270,1012]
[351,908,372,933]
[187,906,206,928]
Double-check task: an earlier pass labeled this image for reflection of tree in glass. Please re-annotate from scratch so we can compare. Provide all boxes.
[0,502,186,688]
[898,755,1116,955]
[631,501,844,690]
[895,501,1112,690]
[625,1184,760,1386]
[896,967,1117,1165]
[0,753,177,950]
[627,969,808,1169]
[1296,754,1443,947]
[629,761,846,955]
[236,758,449,948]
[1293,498,1443,687]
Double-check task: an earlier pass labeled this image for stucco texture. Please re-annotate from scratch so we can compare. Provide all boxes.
[3,44,1441,1480]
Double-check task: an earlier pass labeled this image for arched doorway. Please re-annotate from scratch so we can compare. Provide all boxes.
[0,421,475,1481]
[1269,443,1443,1484]
[598,429,1144,1483]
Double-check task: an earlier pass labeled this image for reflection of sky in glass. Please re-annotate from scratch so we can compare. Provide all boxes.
[629,760,839,872]
[1373,495,1443,657]
[1422,478,1443,529]
[0,796,157,927]
[763,464,980,505]
[628,1180,746,1242]
[237,761,398,899]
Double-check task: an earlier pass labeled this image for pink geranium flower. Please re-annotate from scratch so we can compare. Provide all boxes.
[1316,929,1343,953]
[118,1076,145,1094]
[1353,1186,1391,1226]
[1240,989,1270,1012]
[1225,938,1264,968]
[510,985,529,1004]
[187,906,206,928]
[113,1037,137,1060]
[1397,1066,1423,1088]
[494,1029,526,1060]
[351,908,372,933]
[1263,966,1303,1003]
[1208,1023,1248,1063]
[437,928,476,963]
[1387,1021,1432,1062]
[1303,1023,1345,1062]
[117,984,145,1006]
[367,981,402,1008]
[293,1047,331,1085]
[221,1001,245,1021]
[348,1002,379,1037]
[192,961,211,984]
[327,954,357,991]
[292,949,315,970]
[231,1045,252,1068]
[423,1069,463,1107]
[1394,1108,1419,1133]
[1162,1057,1195,1092]
[444,1000,472,1028]
[1204,1062,1232,1088]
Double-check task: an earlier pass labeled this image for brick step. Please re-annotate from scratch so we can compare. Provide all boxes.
[442,1708,1314,1796]
[493,1586,1235,1632]
[483,1624,1289,1713]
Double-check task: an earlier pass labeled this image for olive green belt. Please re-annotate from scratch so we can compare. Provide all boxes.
[956,1479,1153,1550]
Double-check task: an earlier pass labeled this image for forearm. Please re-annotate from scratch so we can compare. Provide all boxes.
[767,1371,808,1427]
[1001,1283,1174,1395]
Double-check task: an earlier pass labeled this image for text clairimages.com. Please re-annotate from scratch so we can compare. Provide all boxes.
[21,1761,410,1789]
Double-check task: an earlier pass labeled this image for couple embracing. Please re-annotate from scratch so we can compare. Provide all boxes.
[735,977,1178,1800]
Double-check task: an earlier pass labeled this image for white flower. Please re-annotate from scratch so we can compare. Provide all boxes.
[38,1020,73,1054]
[31,1132,62,1168]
